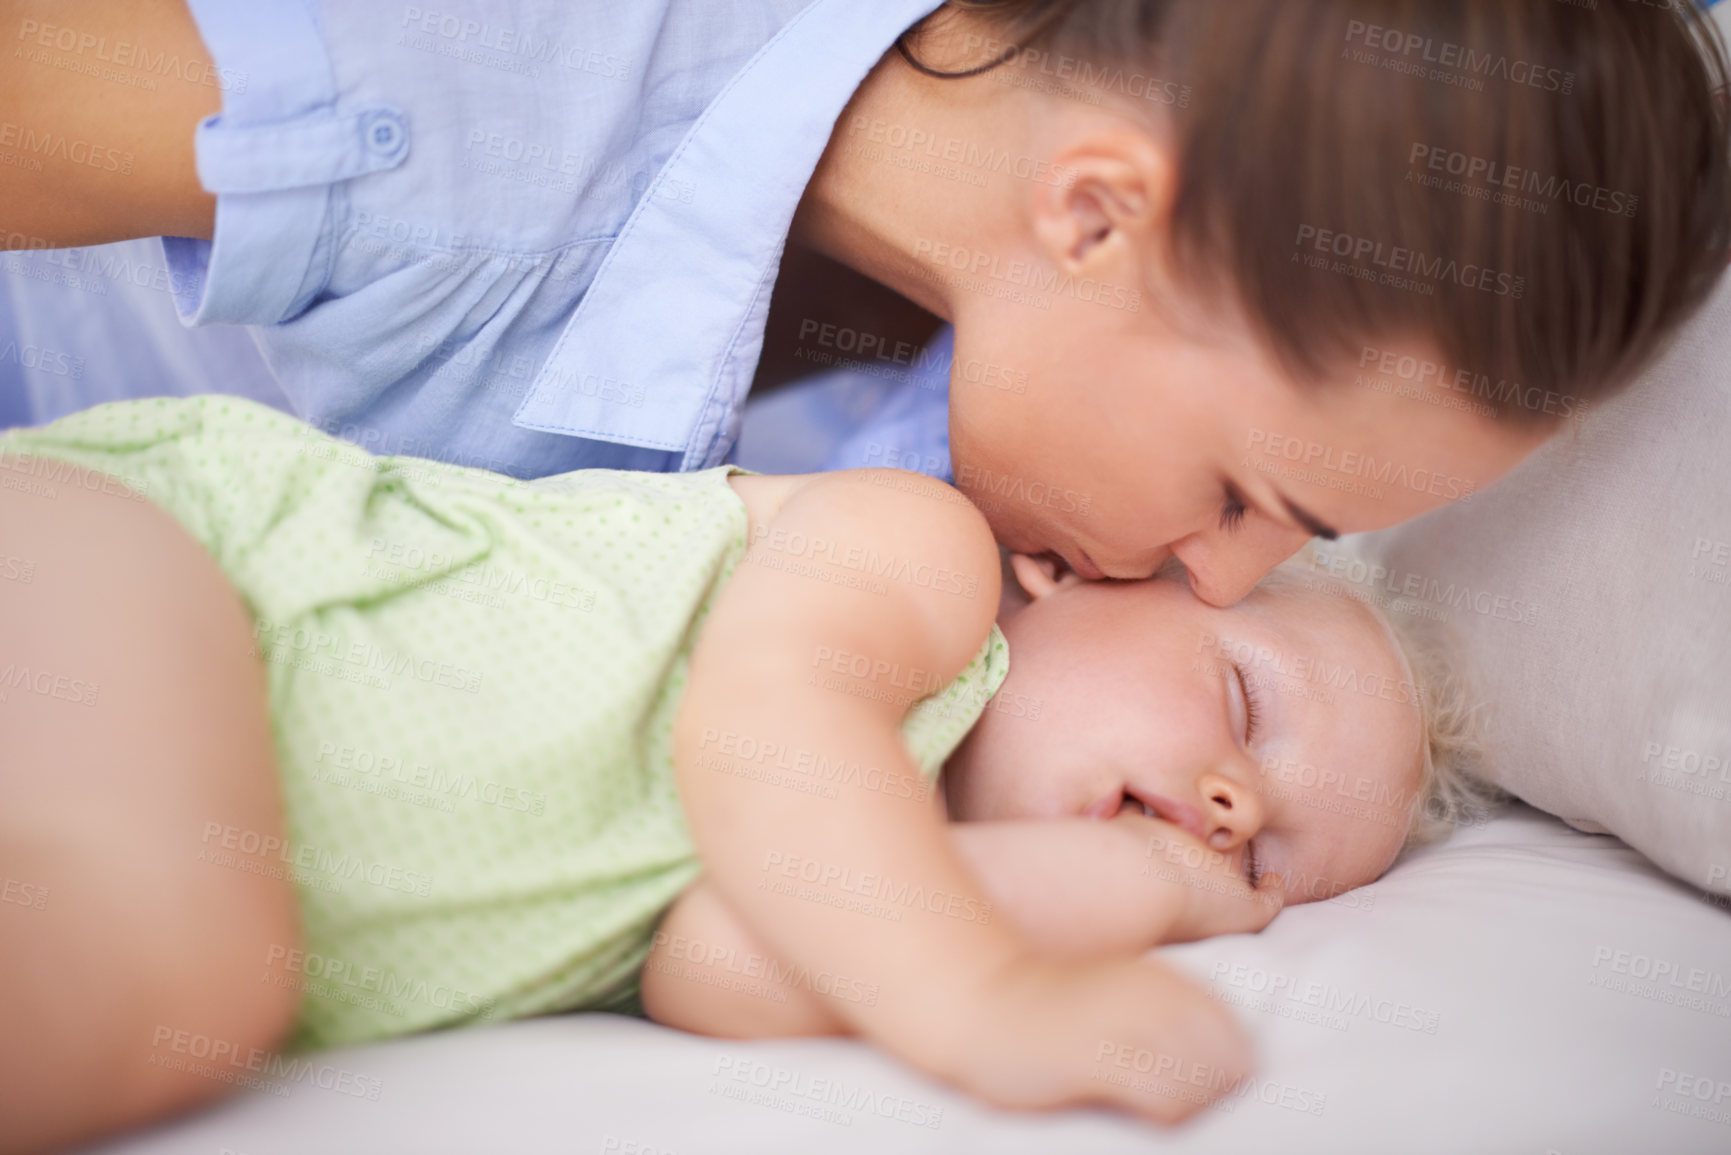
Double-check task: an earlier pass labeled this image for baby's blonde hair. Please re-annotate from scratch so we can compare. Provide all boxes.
[1378,608,1507,848]
[1260,548,1507,851]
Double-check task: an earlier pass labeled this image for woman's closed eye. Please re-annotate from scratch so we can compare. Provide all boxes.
[1218,482,1249,533]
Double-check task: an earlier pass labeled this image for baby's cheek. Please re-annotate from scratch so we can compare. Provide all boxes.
[943,702,1038,819]
[1269,784,1413,903]
[944,721,1043,821]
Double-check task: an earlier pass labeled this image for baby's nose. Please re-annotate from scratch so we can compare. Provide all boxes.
[1197,770,1265,850]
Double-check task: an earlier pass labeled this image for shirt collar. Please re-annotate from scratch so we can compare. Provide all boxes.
[512,0,945,470]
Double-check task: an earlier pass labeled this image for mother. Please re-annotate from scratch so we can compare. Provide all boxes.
[4,0,1725,605]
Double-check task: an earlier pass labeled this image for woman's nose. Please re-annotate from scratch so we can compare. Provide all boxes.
[1196,769,1265,851]
[1175,520,1314,608]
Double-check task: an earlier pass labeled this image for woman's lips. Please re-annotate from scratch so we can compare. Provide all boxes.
[1063,548,1107,581]
[1073,549,1107,581]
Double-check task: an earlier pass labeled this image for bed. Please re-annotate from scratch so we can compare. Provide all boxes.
[85,803,1731,1155]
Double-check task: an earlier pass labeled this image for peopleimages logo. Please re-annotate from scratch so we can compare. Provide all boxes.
[0,120,133,174]
[1408,143,1639,218]
[913,238,1142,312]
[200,821,436,898]
[148,1026,378,1100]
[250,616,485,694]
[696,727,931,803]
[1295,225,1526,299]
[958,34,1193,108]
[1589,946,1731,1017]
[846,115,1078,188]
[709,1056,945,1130]
[400,7,630,79]
[955,463,1092,515]
[1305,548,1542,628]
[1245,428,1477,503]
[264,944,493,1017]
[1358,345,1585,421]
[1196,631,1424,706]
[1653,1067,1731,1128]
[15,19,249,92]
[1207,961,1442,1034]
[747,523,979,600]
[0,875,49,911]
[760,850,994,925]
[1342,20,1575,94]
[648,929,879,1007]
[0,339,87,380]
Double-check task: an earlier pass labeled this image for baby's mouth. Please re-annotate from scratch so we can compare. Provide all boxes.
[1085,788,1208,842]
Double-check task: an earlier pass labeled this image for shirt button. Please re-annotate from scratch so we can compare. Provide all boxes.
[364,112,408,159]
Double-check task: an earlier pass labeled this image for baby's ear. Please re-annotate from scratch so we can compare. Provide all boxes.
[1009,553,1086,600]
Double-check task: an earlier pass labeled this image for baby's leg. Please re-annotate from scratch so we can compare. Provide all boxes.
[0,461,301,1154]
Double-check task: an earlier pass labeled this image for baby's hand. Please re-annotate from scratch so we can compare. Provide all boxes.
[1134,819,1285,943]
[940,953,1253,1124]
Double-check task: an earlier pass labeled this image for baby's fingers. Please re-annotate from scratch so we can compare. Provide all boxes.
[955,957,1255,1126]
[1082,974,1255,1124]
[1177,867,1285,941]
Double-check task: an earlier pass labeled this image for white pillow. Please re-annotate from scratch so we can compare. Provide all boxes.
[1343,274,1731,898]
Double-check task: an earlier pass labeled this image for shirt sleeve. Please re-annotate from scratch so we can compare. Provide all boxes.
[163,0,412,327]
[899,623,1012,784]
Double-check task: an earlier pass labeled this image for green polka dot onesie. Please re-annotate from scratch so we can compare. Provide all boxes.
[0,397,1009,1050]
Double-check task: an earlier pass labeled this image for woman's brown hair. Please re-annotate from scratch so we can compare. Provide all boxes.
[904,0,1731,421]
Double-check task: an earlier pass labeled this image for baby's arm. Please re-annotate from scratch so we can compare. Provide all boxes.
[669,470,1258,1123]
[645,815,1283,1038]
[943,815,1285,956]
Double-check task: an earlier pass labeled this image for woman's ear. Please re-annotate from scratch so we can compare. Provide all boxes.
[1029,126,1174,275]
[1009,552,1086,600]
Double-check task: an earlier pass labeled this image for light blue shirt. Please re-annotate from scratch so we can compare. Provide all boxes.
[1,0,949,479]
[734,325,953,480]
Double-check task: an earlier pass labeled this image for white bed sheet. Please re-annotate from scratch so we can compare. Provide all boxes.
[86,804,1731,1155]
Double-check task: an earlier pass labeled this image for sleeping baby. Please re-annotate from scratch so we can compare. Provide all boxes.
[641,543,1486,1051]
[0,397,1486,1143]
